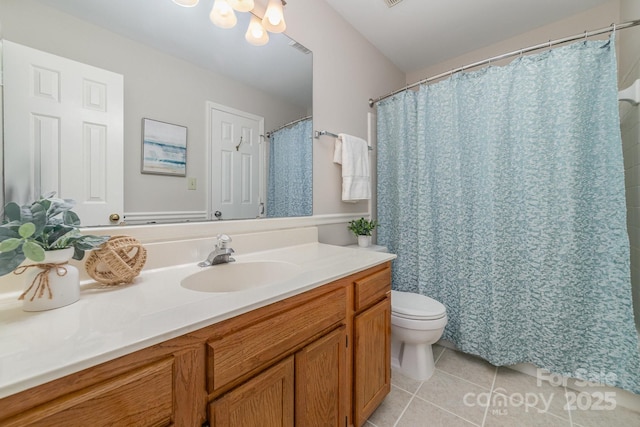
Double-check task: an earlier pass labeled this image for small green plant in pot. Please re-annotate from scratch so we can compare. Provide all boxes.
[0,193,110,311]
[347,217,378,248]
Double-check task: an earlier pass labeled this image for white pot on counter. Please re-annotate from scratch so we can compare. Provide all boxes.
[357,235,372,248]
[17,247,80,312]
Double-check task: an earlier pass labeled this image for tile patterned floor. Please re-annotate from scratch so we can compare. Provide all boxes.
[366,345,640,427]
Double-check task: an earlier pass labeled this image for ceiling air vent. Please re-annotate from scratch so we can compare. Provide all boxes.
[288,40,311,55]
[384,0,403,7]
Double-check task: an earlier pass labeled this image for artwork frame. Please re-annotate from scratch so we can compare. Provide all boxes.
[141,118,187,176]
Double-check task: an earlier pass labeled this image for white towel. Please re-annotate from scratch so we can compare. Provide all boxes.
[334,133,371,202]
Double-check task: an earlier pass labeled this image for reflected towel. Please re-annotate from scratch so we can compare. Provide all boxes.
[334,133,371,201]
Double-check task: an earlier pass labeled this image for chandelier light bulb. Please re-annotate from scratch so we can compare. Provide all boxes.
[172,0,199,7]
[245,15,269,46]
[267,11,280,26]
[228,0,255,12]
[262,0,286,33]
[210,0,237,29]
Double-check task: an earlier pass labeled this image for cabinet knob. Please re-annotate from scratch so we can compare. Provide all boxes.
[109,213,121,222]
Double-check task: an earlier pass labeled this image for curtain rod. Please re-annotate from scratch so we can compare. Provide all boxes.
[369,19,640,108]
[265,115,311,138]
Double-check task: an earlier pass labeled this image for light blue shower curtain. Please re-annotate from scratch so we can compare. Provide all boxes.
[377,36,640,393]
[267,118,312,217]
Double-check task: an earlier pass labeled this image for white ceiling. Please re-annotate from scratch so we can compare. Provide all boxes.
[323,0,612,73]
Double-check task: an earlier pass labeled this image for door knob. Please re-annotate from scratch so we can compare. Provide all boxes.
[109,213,120,222]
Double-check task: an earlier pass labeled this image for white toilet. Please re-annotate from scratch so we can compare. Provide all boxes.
[347,243,448,381]
[391,290,447,381]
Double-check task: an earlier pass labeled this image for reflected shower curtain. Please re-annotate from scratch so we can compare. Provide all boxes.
[377,36,640,393]
[267,118,312,217]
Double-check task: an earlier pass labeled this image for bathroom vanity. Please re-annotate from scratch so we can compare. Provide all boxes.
[0,228,394,427]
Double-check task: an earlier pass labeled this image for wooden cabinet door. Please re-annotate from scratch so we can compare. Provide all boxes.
[353,297,391,427]
[295,326,347,427]
[210,356,294,427]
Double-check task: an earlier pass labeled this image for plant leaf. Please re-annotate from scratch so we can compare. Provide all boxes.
[41,191,57,200]
[49,227,79,248]
[0,238,21,252]
[29,203,47,235]
[3,202,21,222]
[73,235,109,250]
[63,210,81,226]
[72,247,85,261]
[23,241,45,262]
[46,223,72,243]
[18,223,36,239]
[0,250,26,276]
[47,198,75,219]
[0,227,20,240]
[20,206,33,225]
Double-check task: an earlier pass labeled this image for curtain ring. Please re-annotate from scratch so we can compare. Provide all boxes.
[547,39,552,48]
[584,30,588,40]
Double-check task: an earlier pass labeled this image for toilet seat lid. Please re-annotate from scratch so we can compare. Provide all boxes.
[391,290,446,320]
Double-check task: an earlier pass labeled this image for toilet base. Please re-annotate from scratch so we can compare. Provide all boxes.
[391,339,436,381]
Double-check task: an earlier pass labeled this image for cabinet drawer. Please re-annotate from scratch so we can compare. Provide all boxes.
[208,287,347,392]
[3,358,174,427]
[354,267,391,312]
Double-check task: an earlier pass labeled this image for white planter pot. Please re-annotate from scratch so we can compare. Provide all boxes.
[357,235,372,248]
[19,248,80,312]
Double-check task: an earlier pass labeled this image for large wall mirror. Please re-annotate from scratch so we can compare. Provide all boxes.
[0,0,313,226]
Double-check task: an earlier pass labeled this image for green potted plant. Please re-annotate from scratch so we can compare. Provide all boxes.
[347,217,378,248]
[0,193,109,311]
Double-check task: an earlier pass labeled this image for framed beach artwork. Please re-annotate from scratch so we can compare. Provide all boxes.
[141,118,187,176]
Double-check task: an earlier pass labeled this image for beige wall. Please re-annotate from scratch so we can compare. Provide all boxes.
[619,0,640,329]
[284,2,405,232]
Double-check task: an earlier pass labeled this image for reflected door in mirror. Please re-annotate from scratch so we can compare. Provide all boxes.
[3,41,124,225]
[208,103,264,220]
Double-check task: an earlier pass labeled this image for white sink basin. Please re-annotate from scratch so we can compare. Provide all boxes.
[181,261,303,293]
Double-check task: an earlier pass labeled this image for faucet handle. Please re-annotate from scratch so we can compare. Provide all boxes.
[216,234,232,249]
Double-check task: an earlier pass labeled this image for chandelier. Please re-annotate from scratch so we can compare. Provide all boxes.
[172,0,286,46]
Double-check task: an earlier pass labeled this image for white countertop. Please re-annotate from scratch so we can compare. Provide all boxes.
[0,241,395,399]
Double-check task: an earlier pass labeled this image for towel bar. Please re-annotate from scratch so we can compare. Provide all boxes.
[314,130,373,150]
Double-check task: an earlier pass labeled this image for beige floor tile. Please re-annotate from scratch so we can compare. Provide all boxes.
[569,391,640,427]
[415,370,487,425]
[367,386,413,427]
[493,367,570,420]
[436,348,497,389]
[396,397,478,427]
[483,399,571,427]
[433,344,446,362]
[391,369,423,394]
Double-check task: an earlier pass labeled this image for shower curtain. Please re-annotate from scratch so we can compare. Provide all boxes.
[267,118,312,217]
[377,35,640,393]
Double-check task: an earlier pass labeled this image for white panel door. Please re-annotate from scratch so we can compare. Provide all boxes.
[208,102,264,220]
[3,40,124,226]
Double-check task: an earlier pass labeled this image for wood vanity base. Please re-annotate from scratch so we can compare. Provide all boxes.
[0,262,391,427]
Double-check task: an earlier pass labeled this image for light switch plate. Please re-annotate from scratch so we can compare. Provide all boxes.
[187,177,197,190]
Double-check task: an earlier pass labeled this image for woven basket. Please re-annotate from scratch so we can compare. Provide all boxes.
[85,235,147,286]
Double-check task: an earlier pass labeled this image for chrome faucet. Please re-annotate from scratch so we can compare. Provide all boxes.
[199,234,235,267]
